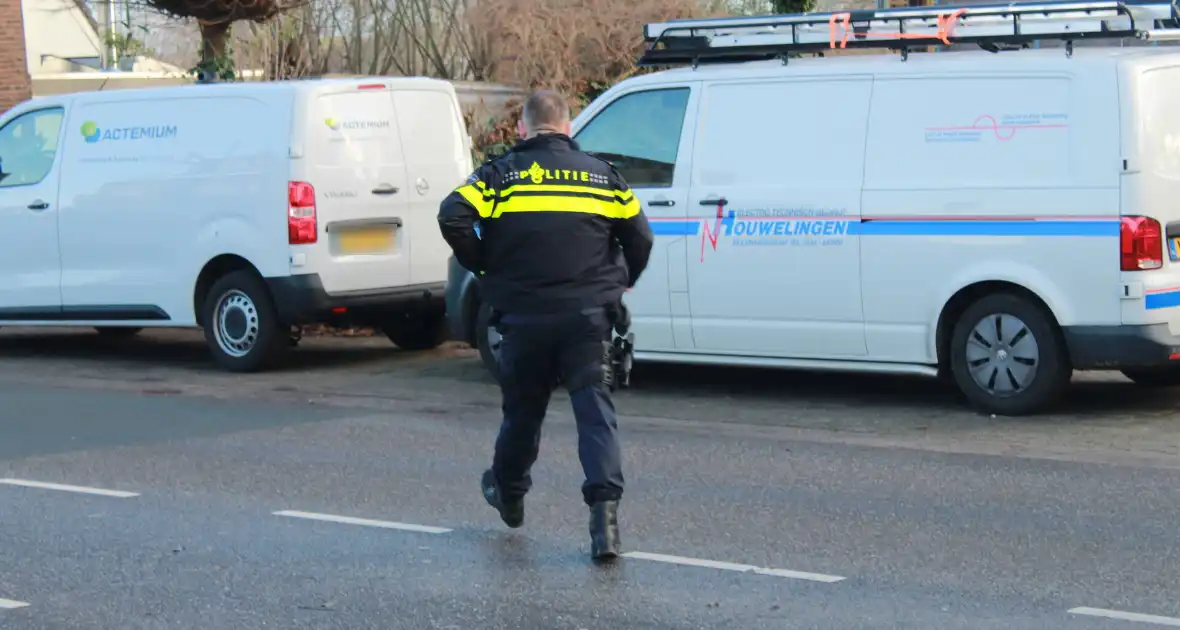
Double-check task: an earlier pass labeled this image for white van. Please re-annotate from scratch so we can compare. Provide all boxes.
[449,1,1180,415]
[0,77,470,371]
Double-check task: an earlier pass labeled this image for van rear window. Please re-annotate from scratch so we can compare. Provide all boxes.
[1140,67,1180,179]
[311,91,403,165]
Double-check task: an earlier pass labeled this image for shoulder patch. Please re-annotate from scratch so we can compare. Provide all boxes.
[483,149,513,168]
[585,151,622,176]
[585,149,613,165]
[464,171,479,185]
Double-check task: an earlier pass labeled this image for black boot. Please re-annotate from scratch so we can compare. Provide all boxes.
[481,469,524,528]
[588,500,620,560]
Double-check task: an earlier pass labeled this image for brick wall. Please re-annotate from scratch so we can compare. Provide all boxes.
[0,0,30,114]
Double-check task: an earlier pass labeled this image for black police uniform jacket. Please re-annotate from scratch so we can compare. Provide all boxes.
[437,133,655,315]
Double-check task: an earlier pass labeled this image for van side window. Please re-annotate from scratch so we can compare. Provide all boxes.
[0,108,64,189]
[574,88,690,188]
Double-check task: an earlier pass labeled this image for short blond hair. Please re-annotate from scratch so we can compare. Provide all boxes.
[521,90,570,133]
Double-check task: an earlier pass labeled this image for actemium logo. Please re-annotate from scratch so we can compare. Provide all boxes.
[324,118,391,131]
[78,122,177,143]
[80,121,100,144]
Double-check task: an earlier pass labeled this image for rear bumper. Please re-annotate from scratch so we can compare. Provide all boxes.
[1063,323,1180,369]
[265,274,445,326]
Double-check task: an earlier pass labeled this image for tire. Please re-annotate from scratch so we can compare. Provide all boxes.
[474,301,502,382]
[95,327,142,338]
[382,311,447,351]
[201,270,287,372]
[948,292,1071,416]
[1120,367,1180,388]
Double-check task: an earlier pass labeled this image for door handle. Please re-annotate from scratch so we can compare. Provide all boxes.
[27,200,49,211]
[647,199,675,207]
[371,184,399,195]
[699,198,728,207]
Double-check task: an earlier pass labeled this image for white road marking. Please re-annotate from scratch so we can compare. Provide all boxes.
[621,551,846,583]
[1069,607,1180,627]
[0,598,29,609]
[273,510,452,534]
[0,478,139,498]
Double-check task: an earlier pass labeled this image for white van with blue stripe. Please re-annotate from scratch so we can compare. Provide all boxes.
[447,0,1180,415]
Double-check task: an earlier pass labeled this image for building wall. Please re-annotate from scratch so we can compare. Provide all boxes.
[22,0,102,76]
[0,0,32,113]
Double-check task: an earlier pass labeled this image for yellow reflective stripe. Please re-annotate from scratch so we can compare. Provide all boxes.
[617,194,641,219]
[456,184,496,218]
[493,194,627,218]
[500,183,632,201]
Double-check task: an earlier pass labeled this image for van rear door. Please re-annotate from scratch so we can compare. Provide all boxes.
[1122,63,1180,324]
[297,82,410,294]
[390,86,470,286]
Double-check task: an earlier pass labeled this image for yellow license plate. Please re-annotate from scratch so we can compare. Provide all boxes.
[338,227,393,254]
[1171,237,1180,261]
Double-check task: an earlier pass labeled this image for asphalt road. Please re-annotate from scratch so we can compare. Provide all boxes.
[2,375,1179,629]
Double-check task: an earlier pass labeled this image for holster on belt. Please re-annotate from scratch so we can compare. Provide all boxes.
[605,299,631,336]
[602,298,634,391]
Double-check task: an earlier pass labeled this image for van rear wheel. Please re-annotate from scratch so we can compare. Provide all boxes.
[201,270,287,372]
[382,311,447,351]
[948,292,1070,416]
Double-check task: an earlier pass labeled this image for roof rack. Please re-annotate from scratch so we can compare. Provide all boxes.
[638,0,1180,66]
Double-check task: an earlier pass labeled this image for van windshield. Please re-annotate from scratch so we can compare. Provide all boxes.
[575,87,690,188]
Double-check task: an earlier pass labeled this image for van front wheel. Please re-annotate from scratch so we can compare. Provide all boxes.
[202,271,287,372]
[948,292,1070,416]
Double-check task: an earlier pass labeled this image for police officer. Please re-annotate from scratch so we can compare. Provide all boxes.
[437,90,654,560]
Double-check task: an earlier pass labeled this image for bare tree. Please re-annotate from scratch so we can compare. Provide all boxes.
[220,0,729,85]
[470,0,723,103]
[227,0,499,81]
[128,0,309,80]
[228,1,341,79]
[771,0,815,13]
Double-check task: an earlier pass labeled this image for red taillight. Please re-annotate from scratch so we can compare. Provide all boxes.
[357,83,385,90]
[288,181,317,245]
[1120,216,1163,271]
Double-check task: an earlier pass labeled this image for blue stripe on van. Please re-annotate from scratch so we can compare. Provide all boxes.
[649,220,701,236]
[1146,289,1180,310]
[646,218,1119,238]
[857,219,1119,237]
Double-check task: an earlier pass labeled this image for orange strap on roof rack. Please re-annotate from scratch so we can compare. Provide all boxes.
[828,8,966,49]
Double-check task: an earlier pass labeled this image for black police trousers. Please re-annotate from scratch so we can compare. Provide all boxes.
[490,306,624,507]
